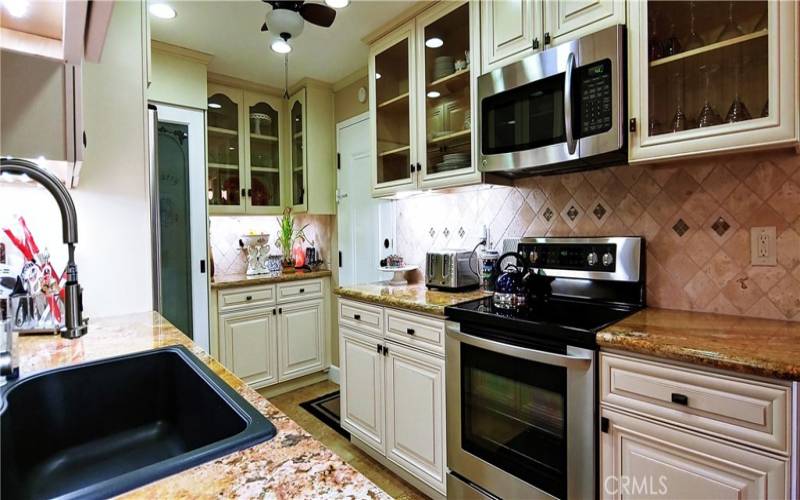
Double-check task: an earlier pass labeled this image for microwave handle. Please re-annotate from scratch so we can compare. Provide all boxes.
[564,52,577,155]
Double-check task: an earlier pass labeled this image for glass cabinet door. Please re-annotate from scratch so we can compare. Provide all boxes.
[370,22,416,194]
[244,92,282,213]
[417,2,476,185]
[207,85,244,212]
[630,0,795,161]
[289,89,306,209]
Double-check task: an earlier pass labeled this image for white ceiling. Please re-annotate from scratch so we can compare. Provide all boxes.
[150,0,415,88]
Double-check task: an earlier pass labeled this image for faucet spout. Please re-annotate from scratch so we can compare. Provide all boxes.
[0,157,87,339]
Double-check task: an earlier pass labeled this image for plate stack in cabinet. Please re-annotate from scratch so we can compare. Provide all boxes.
[338,298,447,497]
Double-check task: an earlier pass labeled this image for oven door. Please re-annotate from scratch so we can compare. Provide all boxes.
[446,321,595,500]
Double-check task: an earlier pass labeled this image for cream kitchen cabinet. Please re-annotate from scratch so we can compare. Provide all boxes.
[369,1,481,198]
[213,278,329,390]
[278,299,326,381]
[340,326,386,454]
[480,0,543,72]
[599,352,792,499]
[219,306,278,388]
[544,0,625,47]
[627,0,798,163]
[338,298,447,496]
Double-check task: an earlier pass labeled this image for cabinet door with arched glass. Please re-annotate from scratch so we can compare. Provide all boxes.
[289,89,307,211]
[629,0,797,162]
[244,92,282,214]
[207,84,245,213]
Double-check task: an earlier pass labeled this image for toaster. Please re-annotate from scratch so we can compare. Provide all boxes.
[425,249,479,290]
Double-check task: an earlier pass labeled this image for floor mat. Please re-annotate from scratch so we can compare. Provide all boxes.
[299,391,350,439]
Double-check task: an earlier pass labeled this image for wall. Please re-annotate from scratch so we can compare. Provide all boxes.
[148,44,209,110]
[0,1,153,318]
[334,74,368,124]
[209,215,333,276]
[396,149,800,322]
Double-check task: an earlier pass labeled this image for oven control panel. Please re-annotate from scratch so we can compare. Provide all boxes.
[520,242,617,272]
[578,59,612,137]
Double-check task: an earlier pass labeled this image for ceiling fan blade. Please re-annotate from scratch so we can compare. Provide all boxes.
[299,3,336,28]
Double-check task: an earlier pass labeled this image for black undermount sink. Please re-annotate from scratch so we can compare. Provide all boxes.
[1,345,277,499]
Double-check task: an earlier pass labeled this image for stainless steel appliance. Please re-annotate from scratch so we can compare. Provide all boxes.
[478,25,626,177]
[425,249,479,290]
[445,237,645,499]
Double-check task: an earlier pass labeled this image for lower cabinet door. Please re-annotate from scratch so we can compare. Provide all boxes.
[385,342,446,494]
[219,308,277,389]
[340,327,385,454]
[277,299,325,381]
[600,408,788,500]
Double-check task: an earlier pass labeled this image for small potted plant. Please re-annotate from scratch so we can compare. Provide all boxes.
[276,208,308,272]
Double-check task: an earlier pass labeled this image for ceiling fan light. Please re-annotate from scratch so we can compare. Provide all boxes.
[324,0,349,8]
[149,3,177,19]
[271,38,292,54]
[2,0,29,18]
[425,37,444,48]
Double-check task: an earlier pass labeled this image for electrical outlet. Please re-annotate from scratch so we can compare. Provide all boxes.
[750,227,777,266]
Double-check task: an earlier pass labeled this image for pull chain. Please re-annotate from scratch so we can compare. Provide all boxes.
[284,54,289,100]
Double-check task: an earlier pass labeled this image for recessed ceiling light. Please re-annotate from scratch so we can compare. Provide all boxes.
[375,73,382,80]
[324,0,349,8]
[149,3,176,19]
[425,37,444,49]
[427,91,441,99]
[271,38,292,54]
[208,103,222,109]
[2,0,29,18]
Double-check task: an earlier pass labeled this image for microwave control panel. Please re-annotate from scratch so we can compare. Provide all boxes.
[578,59,613,137]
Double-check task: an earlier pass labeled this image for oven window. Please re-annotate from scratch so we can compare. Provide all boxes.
[461,343,567,498]
[481,73,566,155]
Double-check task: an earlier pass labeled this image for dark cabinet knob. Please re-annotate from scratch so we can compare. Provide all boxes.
[671,393,689,405]
[377,344,382,354]
[406,328,415,335]
[532,37,540,49]
[354,314,361,320]
[544,32,551,45]
[278,307,282,314]
[272,308,276,315]
[245,295,253,301]
[299,288,305,293]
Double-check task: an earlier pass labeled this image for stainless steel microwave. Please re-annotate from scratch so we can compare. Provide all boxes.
[478,25,626,177]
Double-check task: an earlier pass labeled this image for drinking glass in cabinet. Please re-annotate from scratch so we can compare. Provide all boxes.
[646,0,768,136]
[423,3,471,176]
[375,38,411,184]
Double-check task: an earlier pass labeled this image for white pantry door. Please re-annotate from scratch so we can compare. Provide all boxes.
[337,113,393,286]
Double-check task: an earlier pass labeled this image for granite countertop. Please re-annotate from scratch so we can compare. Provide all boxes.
[14,312,388,499]
[334,282,492,316]
[598,307,800,380]
[211,269,332,289]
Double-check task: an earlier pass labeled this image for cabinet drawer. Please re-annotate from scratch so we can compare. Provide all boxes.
[339,299,383,338]
[385,309,445,354]
[219,285,275,311]
[277,279,323,304]
[600,353,791,454]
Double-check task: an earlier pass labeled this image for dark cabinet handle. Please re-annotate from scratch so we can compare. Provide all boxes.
[354,314,361,320]
[247,188,252,197]
[383,345,389,356]
[272,308,276,315]
[241,188,246,198]
[278,307,282,314]
[406,328,415,335]
[245,295,253,301]
[377,344,382,354]
[671,393,689,405]
[410,164,416,173]
[532,37,540,49]
[544,32,551,45]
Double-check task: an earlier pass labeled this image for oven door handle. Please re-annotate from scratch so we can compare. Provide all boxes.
[447,324,592,369]
[564,51,577,155]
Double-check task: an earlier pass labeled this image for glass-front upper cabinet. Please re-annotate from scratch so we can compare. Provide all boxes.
[289,88,306,210]
[244,92,282,214]
[370,21,417,197]
[416,1,479,189]
[207,84,245,213]
[629,0,797,162]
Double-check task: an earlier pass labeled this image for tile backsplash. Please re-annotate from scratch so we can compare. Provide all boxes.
[396,149,800,322]
[209,214,333,276]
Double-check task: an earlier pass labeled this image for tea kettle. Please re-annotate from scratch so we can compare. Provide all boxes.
[492,252,556,310]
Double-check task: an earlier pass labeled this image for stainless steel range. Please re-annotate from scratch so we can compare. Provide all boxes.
[444,237,645,499]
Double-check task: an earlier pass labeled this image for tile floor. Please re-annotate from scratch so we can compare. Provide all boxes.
[266,381,429,500]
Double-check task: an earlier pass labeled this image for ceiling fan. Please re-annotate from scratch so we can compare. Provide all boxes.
[260,1,338,54]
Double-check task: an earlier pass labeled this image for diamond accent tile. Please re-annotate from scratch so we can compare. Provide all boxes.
[429,227,436,238]
[672,218,689,237]
[443,227,450,238]
[567,206,579,221]
[593,203,607,220]
[543,207,554,222]
[711,217,730,237]
[458,226,466,238]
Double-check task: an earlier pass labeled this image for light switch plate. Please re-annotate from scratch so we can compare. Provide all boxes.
[751,226,777,266]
